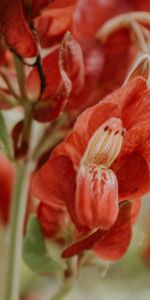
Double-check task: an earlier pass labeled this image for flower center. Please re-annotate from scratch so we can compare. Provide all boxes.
[82,117,125,167]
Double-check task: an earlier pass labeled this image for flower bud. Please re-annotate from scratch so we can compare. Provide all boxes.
[75,163,118,230]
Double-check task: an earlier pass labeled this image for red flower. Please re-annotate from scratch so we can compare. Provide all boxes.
[0,154,14,225]
[32,76,150,260]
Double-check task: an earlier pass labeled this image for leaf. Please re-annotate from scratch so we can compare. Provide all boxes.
[0,112,14,159]
[23,215,66,273]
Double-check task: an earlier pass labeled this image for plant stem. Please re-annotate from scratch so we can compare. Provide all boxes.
[13,54,27,100]
[50,278,74,300]
[50,256,78,300]
[4,161,33,300]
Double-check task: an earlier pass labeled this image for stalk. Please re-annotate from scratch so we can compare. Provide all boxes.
[4,161,33,300]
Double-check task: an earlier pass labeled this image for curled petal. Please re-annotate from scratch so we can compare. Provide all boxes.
[0,0,37,58]
[75,163,119,230]
[61,32,85,94]
[93,201,132,261]
[62,228,106,258]
[29,34,83,122]
[125,55,150,83]
[34,69,72,122]
[82,117,125,167]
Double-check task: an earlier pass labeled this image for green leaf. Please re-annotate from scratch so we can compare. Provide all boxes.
[0,112,14,159]
[23,215,66,274]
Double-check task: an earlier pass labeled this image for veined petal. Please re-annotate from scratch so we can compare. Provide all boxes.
[82,117,125,167]
[75,163,119,230]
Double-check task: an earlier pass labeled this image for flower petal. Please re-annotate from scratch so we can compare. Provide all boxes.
[62,228,106,258]
[38,202,68,238]
[31,0,49,18]
[114,151,150,199]
[62,32,85,94]
[0,0,37,57]
[48,0,77,9]
[75,163,119,230]
[93,201,132,261]
[62,201,131,258]
[108,76,149,129]
[0,154,14,224]
[35,7,73,48]
[32,155,76,206]
[53,101,120,167]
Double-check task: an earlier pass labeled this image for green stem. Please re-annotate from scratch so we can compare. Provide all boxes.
[4,161,33,300]
[50,256,78,300]
[13,54,27,101]
[50,279,74,300]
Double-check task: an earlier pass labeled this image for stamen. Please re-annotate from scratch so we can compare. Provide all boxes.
[82,118,125,167]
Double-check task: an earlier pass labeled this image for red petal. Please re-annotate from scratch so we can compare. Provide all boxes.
[0,154,15,224]
[108,76,148,129]
[93,201,132,261]
[32,155,76,206]
[38,202,67,238]
[48,0,77,9]
[34,69,71,122]
[31,0,49,18]
[66,39,104,112]
[75,164,119,230]
[114,151,150,200]
[53,101,120,167]
[0,0,37,57]
[62,228,106,258]
[73,0,135,40]
[35,5,74,48]
[62,201,131,259]
[73,0,118,40]
[136,0,150,11]
[62,32,85,94]
[31,34,79,122]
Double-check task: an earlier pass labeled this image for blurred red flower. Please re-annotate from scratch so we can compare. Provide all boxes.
[0,0,77,58]
[32,76,150,260]
[0,154,14,225]
[34,0,150,114]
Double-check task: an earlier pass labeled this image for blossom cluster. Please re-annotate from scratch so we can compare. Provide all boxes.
[1,2,150,298]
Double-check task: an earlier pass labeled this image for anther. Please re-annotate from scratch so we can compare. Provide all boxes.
[115,130,119,135]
